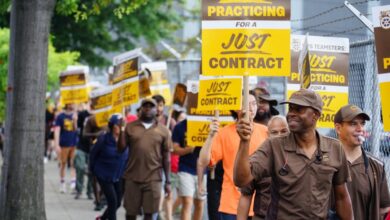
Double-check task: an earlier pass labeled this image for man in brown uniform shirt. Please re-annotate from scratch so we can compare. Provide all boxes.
[118,98,172,220]
[334,105,390,220]
[234,89,353,219]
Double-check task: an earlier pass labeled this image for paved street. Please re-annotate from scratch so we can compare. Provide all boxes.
[44,159,127,220]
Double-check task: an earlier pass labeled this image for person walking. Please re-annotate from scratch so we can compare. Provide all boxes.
[90,114,128,220]
[118,98,172,220]
[197,92,268,219]
[237,115,289,220]
[54,103,78,193]
[333,105,390,219]
[234,89,353,219]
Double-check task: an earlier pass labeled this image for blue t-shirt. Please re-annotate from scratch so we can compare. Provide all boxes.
[172,119,201,175]
[55,112,78,147]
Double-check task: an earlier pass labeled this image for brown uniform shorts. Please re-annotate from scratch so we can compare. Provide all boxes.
[60,146,76,165]
[123,180,162,215]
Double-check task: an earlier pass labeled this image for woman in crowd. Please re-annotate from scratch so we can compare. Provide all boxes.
[90,114,128,220]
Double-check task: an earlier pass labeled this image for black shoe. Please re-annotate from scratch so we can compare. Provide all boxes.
[87,194,93,200]
[94,203,103,211]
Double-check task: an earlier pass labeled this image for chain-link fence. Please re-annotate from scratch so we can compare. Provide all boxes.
[348,38,390,187]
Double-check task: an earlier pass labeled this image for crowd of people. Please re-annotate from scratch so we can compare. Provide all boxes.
[44,87,390,220]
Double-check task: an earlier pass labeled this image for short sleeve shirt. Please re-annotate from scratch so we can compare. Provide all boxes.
[249,131,350,219]
[347,154,390,220]
[123,120,172,183]
[210,123,269,215]
[172,119,201,175]
[55,112,78,147]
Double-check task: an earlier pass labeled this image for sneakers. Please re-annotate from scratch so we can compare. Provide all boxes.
[59,182,66,193]
[94,203,104,211]
[70,180,76,190]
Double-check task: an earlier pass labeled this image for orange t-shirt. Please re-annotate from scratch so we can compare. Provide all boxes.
[210,123,268,215]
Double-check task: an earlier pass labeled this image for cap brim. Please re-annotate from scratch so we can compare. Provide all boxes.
[280,99,311,107]
[345,112,370,122]
[270,106,279,115]
[258,95,278,106]
[142,101,156,107]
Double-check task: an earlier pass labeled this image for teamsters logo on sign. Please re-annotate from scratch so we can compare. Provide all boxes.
[202,0,291,76]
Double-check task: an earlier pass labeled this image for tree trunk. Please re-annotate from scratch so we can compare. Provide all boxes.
[0,0,56,219]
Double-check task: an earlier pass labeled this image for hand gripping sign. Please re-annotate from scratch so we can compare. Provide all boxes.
[373,5,390,131]
[202,0,291,76]
[186,80,234,146]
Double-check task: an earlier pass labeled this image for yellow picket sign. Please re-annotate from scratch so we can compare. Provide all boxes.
[149,84,172,105]
[202,28,290,76]
[197,77,242,111]
[187,117,234,146]
[60,86,89,104]
[112,58,138,84]
[90,87,113,128]
[60,73,86,87]
[287,89,348,128]
[111,78,139,111]
[379,81,390,131]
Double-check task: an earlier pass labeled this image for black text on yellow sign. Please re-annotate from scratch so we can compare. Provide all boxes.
[187,119,234,146]
[384,57,390,70]
[60,87,89,105]
[198,78,242,111]
[91,93,112,110]
[287,89,347,128]
[202,29,290,76]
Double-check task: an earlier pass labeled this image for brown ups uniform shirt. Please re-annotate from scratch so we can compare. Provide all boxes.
[240,177,271,220]
[123,120,172,183]
[347,154,390,220]
[249,131,349,219]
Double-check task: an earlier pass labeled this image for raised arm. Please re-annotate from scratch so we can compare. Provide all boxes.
[233,118,254,187]
[117,126,127,152]
[197,118,219,197]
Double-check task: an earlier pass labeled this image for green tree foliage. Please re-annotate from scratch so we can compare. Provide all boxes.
[0,0,183,67]
[0,28,79,121]
[51,0,183,66]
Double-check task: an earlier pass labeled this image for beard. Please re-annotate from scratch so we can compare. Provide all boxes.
[254,111,272,122]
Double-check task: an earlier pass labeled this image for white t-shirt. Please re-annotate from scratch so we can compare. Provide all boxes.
[142,122,153,129]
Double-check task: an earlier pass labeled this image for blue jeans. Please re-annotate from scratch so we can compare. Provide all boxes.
[220,213,236,220]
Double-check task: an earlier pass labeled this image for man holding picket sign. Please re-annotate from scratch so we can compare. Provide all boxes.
[197,91,268,220]
[233,88,353,219]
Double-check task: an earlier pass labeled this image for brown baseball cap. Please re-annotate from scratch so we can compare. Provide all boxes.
[280,89,323,113]
[141,98,157,107]
[334,104,370,123]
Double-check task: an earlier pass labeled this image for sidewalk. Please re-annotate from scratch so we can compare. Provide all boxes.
[44,160,127,220]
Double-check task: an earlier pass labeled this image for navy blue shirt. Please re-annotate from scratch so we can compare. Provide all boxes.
[55,112,78,147]
[89,132,129,182]
[172,119,201,175]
